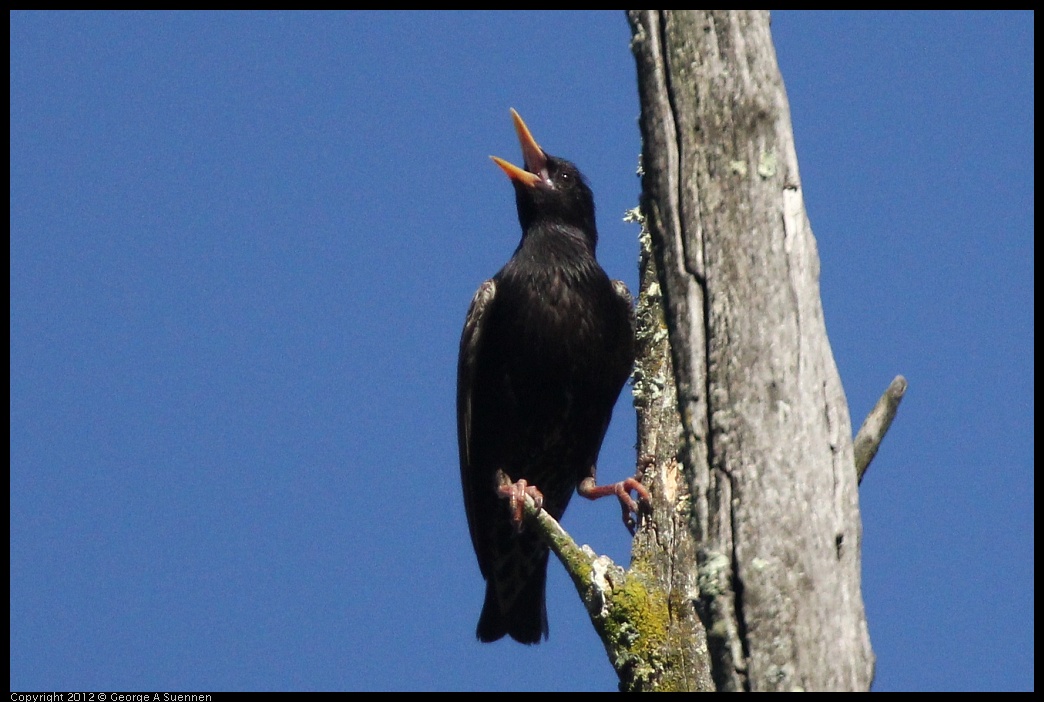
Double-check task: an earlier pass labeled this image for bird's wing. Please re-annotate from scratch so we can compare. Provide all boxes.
[457,279,497,559]
[612,279,637,387]
[612,279,636,340]
[584,278,636,478]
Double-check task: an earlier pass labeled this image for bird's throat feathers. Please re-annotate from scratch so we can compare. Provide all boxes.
[516,221,599,265]
[513,182,598,250]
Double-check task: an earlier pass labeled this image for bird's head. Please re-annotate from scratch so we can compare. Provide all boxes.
[491,109,597,244]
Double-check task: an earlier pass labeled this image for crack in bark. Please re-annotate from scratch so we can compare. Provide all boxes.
[647,10,750,691]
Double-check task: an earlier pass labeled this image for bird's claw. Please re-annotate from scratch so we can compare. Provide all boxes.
[496,472,544,533]
[617,477,652,535]
[578,474,652,536]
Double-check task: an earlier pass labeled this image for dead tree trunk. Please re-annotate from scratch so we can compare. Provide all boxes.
[627,10,875,691]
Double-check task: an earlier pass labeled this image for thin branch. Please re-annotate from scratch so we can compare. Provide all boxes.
[517,494,670,691]
[853,375,908,483]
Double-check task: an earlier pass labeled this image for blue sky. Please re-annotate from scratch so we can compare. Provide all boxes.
[10,11,1032,692]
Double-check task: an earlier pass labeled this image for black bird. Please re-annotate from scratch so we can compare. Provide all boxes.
[457,109,649,644]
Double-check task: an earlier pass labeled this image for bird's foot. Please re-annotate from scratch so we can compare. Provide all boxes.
[495,470,544,533]
[578,473,652,536]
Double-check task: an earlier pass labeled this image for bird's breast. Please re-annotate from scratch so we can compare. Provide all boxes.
[504,269,609,354]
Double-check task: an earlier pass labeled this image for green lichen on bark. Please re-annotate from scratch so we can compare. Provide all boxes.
[607,557,712,692]
[595,558,671,691]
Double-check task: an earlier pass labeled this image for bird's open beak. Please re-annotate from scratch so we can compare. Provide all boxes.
[491,108,549,188]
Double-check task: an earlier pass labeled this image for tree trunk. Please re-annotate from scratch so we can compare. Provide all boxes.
[627,10,875,691]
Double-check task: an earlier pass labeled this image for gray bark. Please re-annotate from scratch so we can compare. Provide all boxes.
[628,10,875,691]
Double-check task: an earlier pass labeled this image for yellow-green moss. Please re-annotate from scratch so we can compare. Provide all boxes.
[601,561,672,690]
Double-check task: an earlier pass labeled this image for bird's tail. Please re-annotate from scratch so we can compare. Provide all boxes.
[476,548,550,644]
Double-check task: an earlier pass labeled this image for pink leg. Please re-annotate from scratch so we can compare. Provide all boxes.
[578,471,652,535]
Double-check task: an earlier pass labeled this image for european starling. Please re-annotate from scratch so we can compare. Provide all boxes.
[457,109,649,644]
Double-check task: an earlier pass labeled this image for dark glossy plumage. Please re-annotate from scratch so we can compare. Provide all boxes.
[457,110,635,644]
